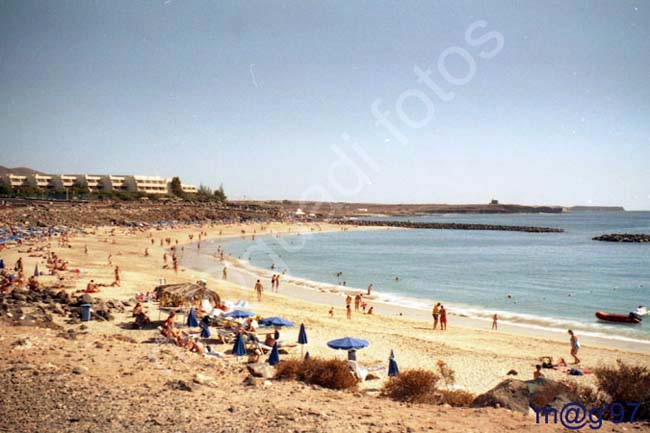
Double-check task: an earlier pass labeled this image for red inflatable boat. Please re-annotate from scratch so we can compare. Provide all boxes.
[595,311,642,324]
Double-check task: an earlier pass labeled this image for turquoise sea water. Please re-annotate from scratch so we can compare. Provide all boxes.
[206,212,650,343]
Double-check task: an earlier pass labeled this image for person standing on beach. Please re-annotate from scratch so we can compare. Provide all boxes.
[222,266,228,280]
[492,314,498,330]
[345,295,352,310]
[346,304,352,320]
[354,294,361,312]
[568,330,581,364]
[328,307,334,317]
[114,265,121,286]
[255,279,264,302]
[367,284,373,296]
[439,305,447,331]
[432,303,441,330]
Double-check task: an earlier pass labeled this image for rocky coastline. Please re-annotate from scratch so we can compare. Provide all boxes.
[337,220,564,233]
[593,233,650,243]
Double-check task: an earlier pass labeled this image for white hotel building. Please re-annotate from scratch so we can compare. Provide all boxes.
[1,173,198,195]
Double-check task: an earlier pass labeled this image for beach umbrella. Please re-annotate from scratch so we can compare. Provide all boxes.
[186,307,199,327]
[298,323,308,356]
[225,310,255,319]
[259,317,294,327]
[268,342,280,366]
[327,337,369,351]
[200,318,211,339]
[0,259,4,269]
[388,352,399,377]
[232,333,247,359]
[34,264,39,277]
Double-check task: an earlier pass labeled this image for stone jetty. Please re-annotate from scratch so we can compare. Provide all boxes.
[593,233,650,243]
[337,220,564,233]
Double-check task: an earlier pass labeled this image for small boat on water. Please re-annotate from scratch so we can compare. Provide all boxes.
[595,311,642,324]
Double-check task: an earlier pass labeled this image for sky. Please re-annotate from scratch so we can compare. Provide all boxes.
[0,1,648,209]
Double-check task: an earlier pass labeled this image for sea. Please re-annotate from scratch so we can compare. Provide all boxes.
[193,212,650,345]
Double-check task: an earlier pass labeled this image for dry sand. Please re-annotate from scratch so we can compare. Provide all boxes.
[1,221,649,432]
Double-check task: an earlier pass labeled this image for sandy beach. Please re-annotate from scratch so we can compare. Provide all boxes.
[4,222,649,388]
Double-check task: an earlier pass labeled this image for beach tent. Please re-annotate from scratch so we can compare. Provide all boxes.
[268,342,280,366]
[154,282,221,308]
[259,317,294,327]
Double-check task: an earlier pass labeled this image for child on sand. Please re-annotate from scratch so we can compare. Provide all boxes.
[534,364,544,380]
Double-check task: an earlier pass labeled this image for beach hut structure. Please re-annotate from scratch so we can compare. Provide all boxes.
[154,282,221,308]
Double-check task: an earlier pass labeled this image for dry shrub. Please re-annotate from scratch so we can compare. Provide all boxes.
[436,389,475,407]
[274,359,302,381]
[595,360,650,421]
[382,369,440,403]
[436,360,456,386]
[559,380,603,409]
[274,358,357,390]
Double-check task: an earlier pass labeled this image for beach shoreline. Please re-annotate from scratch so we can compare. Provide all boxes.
[2,220,649,397]
[185,231,650,354]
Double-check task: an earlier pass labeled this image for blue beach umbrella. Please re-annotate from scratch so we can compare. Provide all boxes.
[388,352,399,377]
[225,310,255,319]
[268,342,280,366]
[232,333,247,358]
[186,307,199,327]
[327,337,369,351]
[200,318,211,339]
[34,264,39,277]
[259,317,294,327]
[0,259,4,269]
[298,323,308,356]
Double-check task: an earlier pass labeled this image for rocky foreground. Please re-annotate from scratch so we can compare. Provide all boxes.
[4,322,648,433]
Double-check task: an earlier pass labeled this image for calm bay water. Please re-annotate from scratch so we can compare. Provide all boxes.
[209,212,650,343]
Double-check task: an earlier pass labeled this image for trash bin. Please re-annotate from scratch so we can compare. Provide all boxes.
[80,304,92,321]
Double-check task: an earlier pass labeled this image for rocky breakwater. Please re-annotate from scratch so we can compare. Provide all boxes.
[593,233,650,243]
[339,220,564,233]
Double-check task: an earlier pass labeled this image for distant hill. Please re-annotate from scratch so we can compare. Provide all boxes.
[0,166,44,176]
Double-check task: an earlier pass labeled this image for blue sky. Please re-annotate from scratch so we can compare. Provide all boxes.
[0,1,648,209]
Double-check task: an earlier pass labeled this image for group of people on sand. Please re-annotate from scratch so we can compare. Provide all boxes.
[340,293,374,319]
[431,302,448,330]
[534,330,585,379]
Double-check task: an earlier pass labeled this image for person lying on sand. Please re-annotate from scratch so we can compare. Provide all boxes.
[85,280,100,293]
